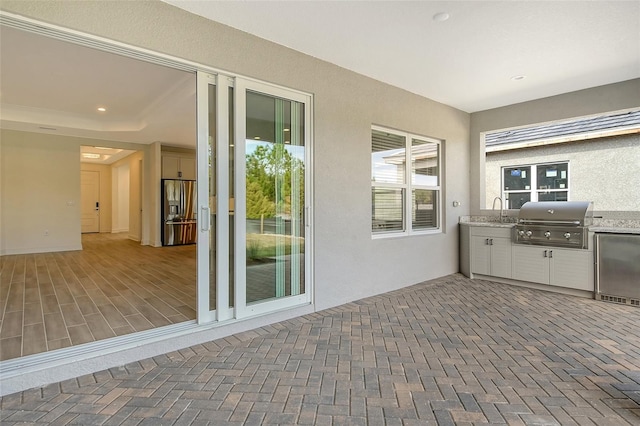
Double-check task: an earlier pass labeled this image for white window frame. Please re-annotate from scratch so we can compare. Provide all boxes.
[371,125,442,238]
[502,161,570,208]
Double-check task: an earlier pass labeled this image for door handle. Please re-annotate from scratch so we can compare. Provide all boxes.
[95,201,99,211]
[200,206,210,232]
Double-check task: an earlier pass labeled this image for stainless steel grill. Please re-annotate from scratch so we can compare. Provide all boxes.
[514,201,593,249]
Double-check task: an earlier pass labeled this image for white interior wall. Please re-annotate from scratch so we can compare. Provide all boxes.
[0,129,82,255]
[0,129,153,254]
[129,155,143,241]
[470,79,640,215]
[111,152,144,238]
[112,163,130,233]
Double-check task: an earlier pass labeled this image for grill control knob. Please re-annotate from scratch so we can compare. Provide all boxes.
[564,232,572,239]
[525,230,533,237]
[544,231,551,238]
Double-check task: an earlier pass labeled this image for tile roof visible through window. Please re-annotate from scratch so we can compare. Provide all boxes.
[485,109,640,152]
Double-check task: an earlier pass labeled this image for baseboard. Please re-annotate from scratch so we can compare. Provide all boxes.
[0,244,83,256]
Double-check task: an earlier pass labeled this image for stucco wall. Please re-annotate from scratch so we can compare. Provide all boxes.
[485,134,640,211]
[0,0,470,310]
[0,0,471,393]
[470,79,640,215]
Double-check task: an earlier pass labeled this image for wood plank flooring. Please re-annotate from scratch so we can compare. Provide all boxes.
[0,234,196,361]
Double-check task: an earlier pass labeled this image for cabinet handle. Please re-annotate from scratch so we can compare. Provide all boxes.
[549,250,553,258]
[489,238,494,245]
[485,238,489,245]
[543,250,547,258]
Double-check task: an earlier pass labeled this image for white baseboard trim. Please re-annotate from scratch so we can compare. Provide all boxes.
[0,244,83,256]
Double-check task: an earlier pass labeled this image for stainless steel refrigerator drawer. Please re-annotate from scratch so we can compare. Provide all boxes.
[596,233,640,304]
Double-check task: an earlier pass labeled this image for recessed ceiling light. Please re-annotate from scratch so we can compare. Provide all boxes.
[511,75,527,81]
[82,153,101,159]
[254,136,261,140]
[97,107,107,112]
[433,12,450,22]
[283,128,290,132]
[94,146,111,150]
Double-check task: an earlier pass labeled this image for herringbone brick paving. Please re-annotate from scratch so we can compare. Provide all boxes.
[2,273,640,425]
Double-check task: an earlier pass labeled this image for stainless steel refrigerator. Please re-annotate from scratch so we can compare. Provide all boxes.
[596,233,640,302]
[162,179,197,246]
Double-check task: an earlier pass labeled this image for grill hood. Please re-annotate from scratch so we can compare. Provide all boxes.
[518,201,594,226]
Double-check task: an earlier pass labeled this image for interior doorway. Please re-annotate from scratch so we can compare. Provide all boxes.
[80,170,100,233]
[0,22,198,361]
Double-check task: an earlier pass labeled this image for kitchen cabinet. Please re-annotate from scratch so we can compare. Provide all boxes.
[512,245,593,291]
[469,227,512,279]
[162,153,196,180]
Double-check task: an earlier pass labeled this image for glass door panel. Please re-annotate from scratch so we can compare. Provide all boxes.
[207,82,217,312]
[243,90,306,307]
[197,72,234,323]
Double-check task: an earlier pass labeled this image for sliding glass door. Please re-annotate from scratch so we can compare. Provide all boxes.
[197,74,311,323]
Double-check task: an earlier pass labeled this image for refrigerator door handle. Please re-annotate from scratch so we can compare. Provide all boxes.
[200,206,210,232]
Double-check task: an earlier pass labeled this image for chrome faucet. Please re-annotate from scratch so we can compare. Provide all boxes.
[492,196,504,223]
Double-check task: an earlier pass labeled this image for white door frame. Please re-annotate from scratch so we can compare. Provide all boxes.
[233,79,313,319]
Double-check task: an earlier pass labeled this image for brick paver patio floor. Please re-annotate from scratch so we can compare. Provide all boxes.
[2,273,640,425]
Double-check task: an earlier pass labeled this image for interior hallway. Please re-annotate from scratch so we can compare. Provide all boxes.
[2,274,640,424]
[0,234,196,361]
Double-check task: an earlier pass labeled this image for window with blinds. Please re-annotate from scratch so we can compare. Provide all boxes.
[371,126,441,236]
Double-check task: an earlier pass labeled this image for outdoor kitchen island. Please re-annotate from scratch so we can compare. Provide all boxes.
[459,201,603,297]
[460,221,595,297]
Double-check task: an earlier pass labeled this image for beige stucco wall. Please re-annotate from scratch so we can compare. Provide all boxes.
[0,0,471,393]
[485,134,640,211]
[0,0,471,309]
[470,79,640,215]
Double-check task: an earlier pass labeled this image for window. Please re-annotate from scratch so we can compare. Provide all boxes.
[371,126,441,235]
[503,162,569,208]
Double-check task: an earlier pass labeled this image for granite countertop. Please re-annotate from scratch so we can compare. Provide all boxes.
[590,227,640,235]
[459,221,515,228]
[460,215,640,234]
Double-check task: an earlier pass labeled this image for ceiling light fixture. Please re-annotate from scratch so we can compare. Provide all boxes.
[82,153,101,159]
[283,128,290,132]
[433,12,450,22]
[94,146,112,150]
[511,75,527,81]
[254,136,261,140]
[97,107,107,112]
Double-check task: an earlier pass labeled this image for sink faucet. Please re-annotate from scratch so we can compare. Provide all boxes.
[492,196,504,223]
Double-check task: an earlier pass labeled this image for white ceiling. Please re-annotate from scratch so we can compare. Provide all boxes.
[0,26,196,150]
[164,0,640,113]
[1,1,637,154]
